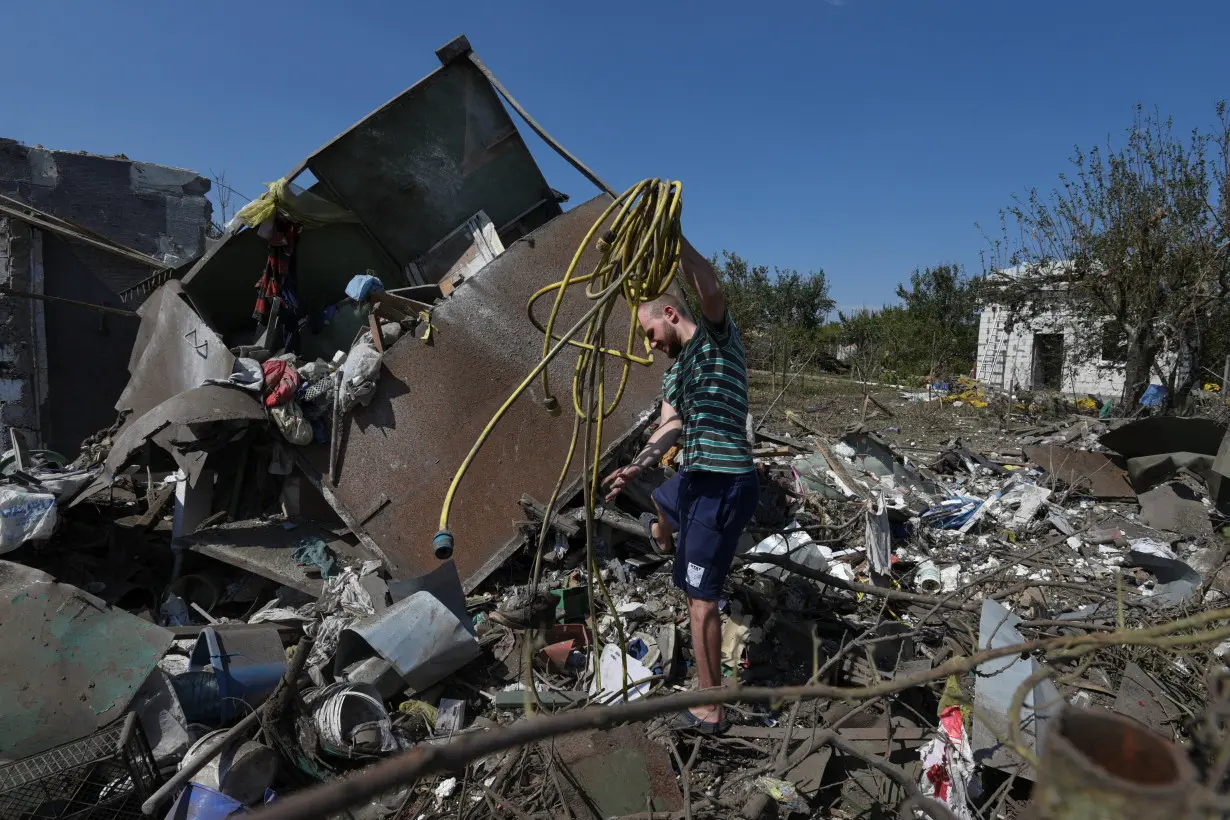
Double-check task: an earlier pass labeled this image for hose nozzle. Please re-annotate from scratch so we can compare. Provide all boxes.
[433,529,454,560]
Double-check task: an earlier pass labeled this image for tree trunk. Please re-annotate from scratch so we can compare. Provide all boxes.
[780,333,790,394]
[769,338,777,392]
[1169,320,1201,412]
[1121,325,1157,408]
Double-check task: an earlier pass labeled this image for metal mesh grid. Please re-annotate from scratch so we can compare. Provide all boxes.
[0,713,162,820]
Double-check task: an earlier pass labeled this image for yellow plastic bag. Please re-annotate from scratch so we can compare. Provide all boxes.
[234,178,360,229]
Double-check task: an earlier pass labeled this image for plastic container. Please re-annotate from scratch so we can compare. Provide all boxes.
[188,627,286,723]
[163,783,277,820]
[168,571,224,613]
[915,560,942,594]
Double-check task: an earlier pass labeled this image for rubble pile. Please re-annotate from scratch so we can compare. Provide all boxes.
[6,342,1230,819]
[1,34,1229,820]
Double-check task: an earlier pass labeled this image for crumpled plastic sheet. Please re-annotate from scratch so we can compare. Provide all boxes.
[744,524,832,580]
[341,343,382,410]
[864,491,891,575]
[589,643,652,704]
[204,358,264,392]
[302,562,380,667]
[0,486,57,553]
[919,705,976,819]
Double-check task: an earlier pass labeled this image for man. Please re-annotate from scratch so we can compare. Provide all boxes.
[604,239,758,734]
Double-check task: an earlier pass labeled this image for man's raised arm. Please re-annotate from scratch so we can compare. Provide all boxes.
[679,238,726,326]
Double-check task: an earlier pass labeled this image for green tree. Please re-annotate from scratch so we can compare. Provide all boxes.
[985,104,1230,407]
[893,264,982,379]
[710,251,835,385]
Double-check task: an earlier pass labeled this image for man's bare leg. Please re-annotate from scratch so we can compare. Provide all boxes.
[652,497,675,554]
[687,596,724,723]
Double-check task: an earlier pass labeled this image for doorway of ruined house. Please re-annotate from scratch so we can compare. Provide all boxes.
[1032,333,1064,390]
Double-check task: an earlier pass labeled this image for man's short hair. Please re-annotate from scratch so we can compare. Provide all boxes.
[640,292,691,320]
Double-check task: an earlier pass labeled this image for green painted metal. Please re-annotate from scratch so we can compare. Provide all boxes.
[0,560,173,759]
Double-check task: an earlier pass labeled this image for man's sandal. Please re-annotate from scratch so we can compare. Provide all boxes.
[638,512,675,555]
[668,710,730,736]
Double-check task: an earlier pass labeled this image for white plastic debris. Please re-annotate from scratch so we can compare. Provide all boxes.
[589,643,652,704]
[435,778,458,801]
[0,487,57,553]
[865,492,892,575]
[744,526,832,580]
[1129,538,1178,561]
[828,563,856,583]
[915,560,942,593]
[918,705,975,819]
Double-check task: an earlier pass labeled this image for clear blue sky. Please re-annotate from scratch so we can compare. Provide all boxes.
[2,1,1226,312]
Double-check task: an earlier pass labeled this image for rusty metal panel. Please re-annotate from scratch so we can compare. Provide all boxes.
[303,58,562,269]
[552,724,684,817]
[307,196,667,590]
[1024,445,1136,500]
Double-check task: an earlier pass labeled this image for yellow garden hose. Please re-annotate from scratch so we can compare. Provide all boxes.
[433,179,683,559]
[432,179,684,703]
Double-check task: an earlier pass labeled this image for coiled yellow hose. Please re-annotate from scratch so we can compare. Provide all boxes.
[433,179,683,558]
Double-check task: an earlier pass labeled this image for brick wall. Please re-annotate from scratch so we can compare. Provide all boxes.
[0,140,211,452]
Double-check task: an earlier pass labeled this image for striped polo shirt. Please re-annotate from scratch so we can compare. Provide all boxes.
[662,311,754,474]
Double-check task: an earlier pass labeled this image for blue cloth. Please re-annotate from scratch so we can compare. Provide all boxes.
[653,470,759,600]
[1139,384,1166,407]
[345,274,384,302]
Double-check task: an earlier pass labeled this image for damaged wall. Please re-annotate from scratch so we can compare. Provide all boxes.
[0,139,212,453]
[976,304,1128,396]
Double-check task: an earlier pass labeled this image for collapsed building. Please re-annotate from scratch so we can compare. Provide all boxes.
[2,33,1230,820]
[0,142,212,454]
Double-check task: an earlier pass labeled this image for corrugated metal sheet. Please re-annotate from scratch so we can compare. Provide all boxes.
[305,195,667,590]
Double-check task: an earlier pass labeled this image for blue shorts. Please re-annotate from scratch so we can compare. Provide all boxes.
[652,469,760,600]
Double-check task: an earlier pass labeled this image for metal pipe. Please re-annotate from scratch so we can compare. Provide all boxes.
[1028,707,1196,820]
[466,52,617,198]
[140,636,313,815]
[0,285,138,317]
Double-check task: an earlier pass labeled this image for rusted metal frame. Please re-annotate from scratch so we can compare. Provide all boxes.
[464,406,657,591]
[462,51,617,199]
[0,285,139,317]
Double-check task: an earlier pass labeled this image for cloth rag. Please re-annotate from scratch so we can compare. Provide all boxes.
[293,536,338,579]
[263,359,302,408]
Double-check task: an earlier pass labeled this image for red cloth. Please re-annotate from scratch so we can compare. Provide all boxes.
[262,359,301,408]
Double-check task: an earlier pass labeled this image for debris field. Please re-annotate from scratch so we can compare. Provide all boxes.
[2,32,1230,820]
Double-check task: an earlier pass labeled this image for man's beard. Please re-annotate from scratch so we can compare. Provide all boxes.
[662,329,682,358]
